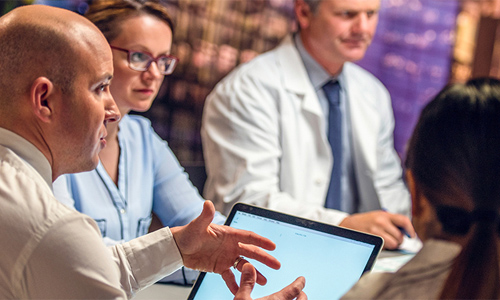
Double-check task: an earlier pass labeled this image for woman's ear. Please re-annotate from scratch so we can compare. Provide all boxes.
[30,77,56,122]
[407,170,441,241]
[407,170,424,218]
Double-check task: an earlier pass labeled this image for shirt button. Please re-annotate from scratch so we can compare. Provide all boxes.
[315,179,322,185]
[120,209,126,214]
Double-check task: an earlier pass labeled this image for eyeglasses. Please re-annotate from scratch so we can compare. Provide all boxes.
[110,45,178,75]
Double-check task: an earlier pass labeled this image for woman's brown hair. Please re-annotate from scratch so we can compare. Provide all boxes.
[85,0,174,43]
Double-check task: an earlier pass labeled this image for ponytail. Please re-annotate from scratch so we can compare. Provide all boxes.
[437,208,500,299]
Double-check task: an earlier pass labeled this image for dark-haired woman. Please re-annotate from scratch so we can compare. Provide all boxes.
[341,77,500,299]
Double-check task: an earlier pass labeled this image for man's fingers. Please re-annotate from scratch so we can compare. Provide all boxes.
[372,228,400,250]
[382,222,404,244]
[200,201,216,225]
[388,213,416,238]
[234,263,257,300]
[229,229,277,251]
[255,268,268,286]
[275,276,306,299]
[238,243,281,270]
[381,233,400,250]
[234,258,268,285]
[189,200,215,232]
[221,268,239,295]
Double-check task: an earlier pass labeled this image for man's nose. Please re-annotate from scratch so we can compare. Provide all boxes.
[352,13,370,34]
[104,94,121,124]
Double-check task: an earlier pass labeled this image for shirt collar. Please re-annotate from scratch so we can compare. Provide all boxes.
[294,33,340,90]
[0,127,52,187]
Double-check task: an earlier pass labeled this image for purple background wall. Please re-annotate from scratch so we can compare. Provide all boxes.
[357,0,460,159]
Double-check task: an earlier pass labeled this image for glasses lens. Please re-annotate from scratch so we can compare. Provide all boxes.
[158,56,178,75]
[157,56,174,75]
[129,51,151,71]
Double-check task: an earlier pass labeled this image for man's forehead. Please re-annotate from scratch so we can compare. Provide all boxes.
[77,50,114,87]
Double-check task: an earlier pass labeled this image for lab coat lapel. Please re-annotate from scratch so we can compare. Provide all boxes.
[277,36,324,118]
[343,64,378,174]
[277,36,331,161]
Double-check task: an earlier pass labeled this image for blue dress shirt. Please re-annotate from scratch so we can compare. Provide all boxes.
[53,114,225,243]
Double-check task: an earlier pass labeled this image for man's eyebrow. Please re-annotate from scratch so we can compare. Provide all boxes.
[102,74,113,83]
[91,74,113,89]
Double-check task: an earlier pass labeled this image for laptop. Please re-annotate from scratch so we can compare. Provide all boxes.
[187,203,383,300]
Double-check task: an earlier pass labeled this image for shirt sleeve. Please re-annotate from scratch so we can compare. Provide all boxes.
[109,227,184,297]
[25,212,183,299]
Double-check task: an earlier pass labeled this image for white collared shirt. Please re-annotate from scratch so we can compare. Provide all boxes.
[0,128,182,299]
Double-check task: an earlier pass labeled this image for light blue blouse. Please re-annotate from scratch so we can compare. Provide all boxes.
[53,114,226,243]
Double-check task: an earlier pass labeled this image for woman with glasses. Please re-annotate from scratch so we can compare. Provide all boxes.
[53,0,225,284]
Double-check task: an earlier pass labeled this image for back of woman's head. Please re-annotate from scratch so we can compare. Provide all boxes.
[406,77,500,299]
[85,0,174,43]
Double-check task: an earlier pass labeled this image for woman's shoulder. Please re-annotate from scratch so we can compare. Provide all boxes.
[120,114,152,129]
[118,114,156,139]
[119,114,169,157]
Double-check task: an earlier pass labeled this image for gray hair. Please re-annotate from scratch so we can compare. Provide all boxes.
[302,0,322,14]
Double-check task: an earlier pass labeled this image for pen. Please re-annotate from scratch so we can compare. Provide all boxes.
[382,208,412,238]
[397,226,412,238]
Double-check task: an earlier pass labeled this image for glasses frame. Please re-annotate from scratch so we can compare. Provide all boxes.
[110,45,178,75]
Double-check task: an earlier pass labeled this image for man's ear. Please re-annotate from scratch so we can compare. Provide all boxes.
[30,77,56,122]
[294,0,313,30]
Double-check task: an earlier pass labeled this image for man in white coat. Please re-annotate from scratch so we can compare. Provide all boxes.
[202,0,415,249]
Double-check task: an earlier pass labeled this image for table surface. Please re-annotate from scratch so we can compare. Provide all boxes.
[134,283,191,300]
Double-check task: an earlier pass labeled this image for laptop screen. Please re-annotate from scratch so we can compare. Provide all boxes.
[188,203,383,300]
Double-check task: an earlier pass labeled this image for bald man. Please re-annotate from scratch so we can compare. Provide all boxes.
[0,5,305,299]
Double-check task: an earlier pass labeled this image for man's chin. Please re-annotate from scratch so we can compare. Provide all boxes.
[70,158,99,175]
[341,46,370,62]
[345,52,368,63]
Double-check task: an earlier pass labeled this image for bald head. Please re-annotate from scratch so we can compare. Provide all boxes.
[0,5,109,107]
[0,5,118,178]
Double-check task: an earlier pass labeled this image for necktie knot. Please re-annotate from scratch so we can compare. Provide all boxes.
[322,80,341,106]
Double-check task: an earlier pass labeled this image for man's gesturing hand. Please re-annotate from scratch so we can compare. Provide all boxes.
[170,201,281,294]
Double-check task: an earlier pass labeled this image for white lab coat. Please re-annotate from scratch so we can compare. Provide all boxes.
[201,35,410,225]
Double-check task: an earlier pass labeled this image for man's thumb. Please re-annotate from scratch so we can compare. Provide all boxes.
[192,200,216,229]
